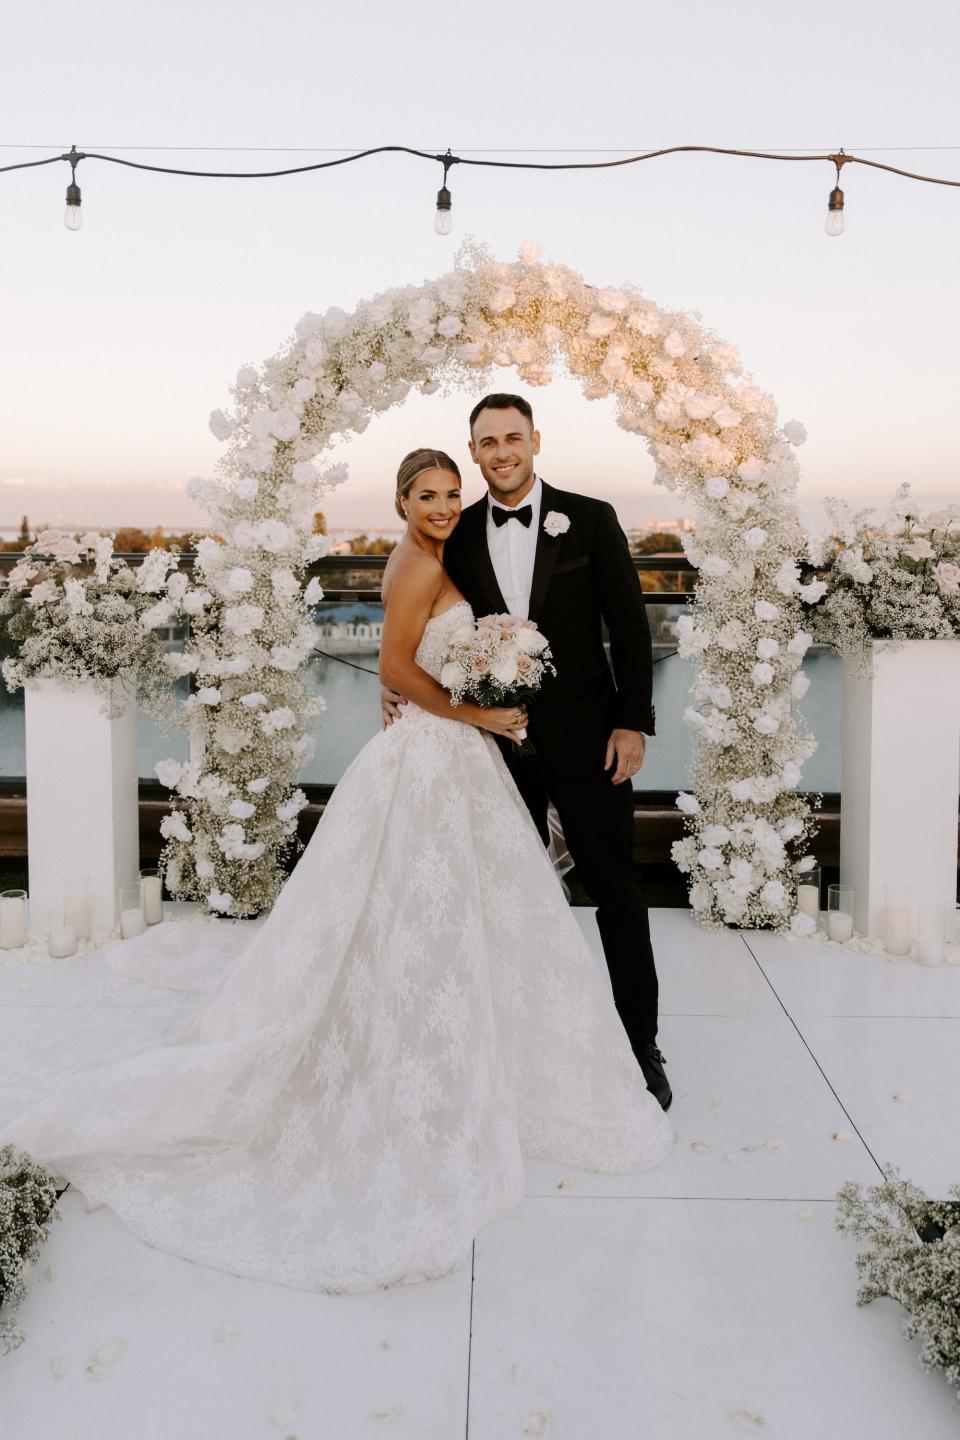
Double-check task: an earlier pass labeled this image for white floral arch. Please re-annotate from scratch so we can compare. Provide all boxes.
[156,241,818,928]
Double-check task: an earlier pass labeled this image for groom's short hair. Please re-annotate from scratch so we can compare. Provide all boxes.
[469,393,534,433]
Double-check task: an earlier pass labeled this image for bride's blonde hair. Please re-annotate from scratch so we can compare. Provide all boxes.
[395,448,461,520]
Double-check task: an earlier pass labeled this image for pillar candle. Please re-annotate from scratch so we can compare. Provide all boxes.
[49,925,78,959]
[0,896,27,949]
[883,905,912,956]
[828,911,854,943]
[141,876,163,925]
[120,907,146,939]
[797,884,820,919]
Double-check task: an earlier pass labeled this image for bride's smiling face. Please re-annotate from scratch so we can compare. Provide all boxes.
[405,467,462,541]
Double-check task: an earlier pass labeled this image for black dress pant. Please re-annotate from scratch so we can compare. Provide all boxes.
[504,749,660,1054]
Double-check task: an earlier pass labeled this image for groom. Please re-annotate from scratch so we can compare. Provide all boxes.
[384,393,671,1110]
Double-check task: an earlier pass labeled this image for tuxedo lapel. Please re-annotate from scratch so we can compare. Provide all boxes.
[461,499,508,614]
[528,481,564,623]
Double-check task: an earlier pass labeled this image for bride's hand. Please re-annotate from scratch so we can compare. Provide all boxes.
[473,705,528,743]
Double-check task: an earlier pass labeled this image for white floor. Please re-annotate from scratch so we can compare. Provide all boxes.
[3,909,959,1439]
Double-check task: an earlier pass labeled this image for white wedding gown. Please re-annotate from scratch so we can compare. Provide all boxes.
[0,602,675,1293]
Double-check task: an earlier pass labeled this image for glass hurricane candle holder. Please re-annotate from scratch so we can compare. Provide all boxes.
[915,900,945,967]
[140,869,163,926]
[63,875,91,942]
[796,865,821,923]
[883,883,912,957]
[119,883,146,940]
[0,889,28,950]
[827,884,854,944]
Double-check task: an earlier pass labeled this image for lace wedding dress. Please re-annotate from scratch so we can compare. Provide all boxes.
[0,602,675,1293]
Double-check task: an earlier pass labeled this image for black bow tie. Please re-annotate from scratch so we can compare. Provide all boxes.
[492,503,533,529]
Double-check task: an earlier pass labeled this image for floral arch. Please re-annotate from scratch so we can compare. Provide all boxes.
[156,241,818,928]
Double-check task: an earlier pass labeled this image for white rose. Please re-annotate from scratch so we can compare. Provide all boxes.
[491,653,518,686]
[195,686,221,706]
[514,627,548,654]
[787,631,813,656]
[798,579,827,603]
[247,776,270,794]
[437,314,463,337]
[729,779,754,802]
[518,239,543,264]
[304,577,324,605]
[228,567,254,595]
[751,663,775,686]
[255,519,293,553]
[229,799,256,820]
[791,673,811,699]
[762,880,786,907]
[675,792,700,815]
[698,847,724,871]
[489,286,516,314]
[543,511,571,538]
[154,759,184,789]
[753,714,780,735]
[756,637,780,660]
[586,312,618,339]
[754,600,779,621]
[292,461,317,488]
[295,311,324,340]
[683,391,718,421]
[783,420,807,446]
[781,761,802,788]
[207,889,235,915]
[708,684,731,708]
[160,811,192,843]
[702,824,732,847]
[705,476,729,500]
[791,913,817,937]
[209,409,237,442]
[321,462,349,490]
[700,555,731,578]
[440,662,465,690]
[663,329,686,357]
[239,691,267,708]
[779,816,805,841]
[743,527,768,551]
[737,457,765,487]
[713,405,742,429]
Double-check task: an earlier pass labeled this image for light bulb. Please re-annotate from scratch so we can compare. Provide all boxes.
[434,183,453,235]
[64,179,83,231]
[825,184,844,237]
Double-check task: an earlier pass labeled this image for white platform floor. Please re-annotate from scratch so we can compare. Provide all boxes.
[3,908,959,1439]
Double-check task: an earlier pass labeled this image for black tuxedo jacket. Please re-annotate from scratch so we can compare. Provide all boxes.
[443,480,655,779]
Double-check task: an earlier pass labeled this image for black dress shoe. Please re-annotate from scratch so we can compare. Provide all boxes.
[638,1043,673,1111]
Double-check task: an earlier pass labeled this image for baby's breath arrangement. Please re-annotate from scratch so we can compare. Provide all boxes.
[802,485,960,675]
[175,241,817,928]
[0,530,178,718]
[0,1144,61,1355]
[836,1166,960,1397]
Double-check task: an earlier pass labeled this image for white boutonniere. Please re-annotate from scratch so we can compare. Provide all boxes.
[543,511,571,538]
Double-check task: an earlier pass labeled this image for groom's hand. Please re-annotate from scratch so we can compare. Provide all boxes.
[605,728,646,785]
[380,685,408,729]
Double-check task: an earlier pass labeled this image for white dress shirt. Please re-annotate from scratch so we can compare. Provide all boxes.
[486,475,543,618]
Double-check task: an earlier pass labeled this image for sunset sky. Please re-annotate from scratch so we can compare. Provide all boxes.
[2,0,958,536]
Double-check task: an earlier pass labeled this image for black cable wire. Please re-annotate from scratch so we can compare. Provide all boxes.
[2,141,960,187]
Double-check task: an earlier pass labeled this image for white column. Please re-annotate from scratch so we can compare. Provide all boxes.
[25,677,139,941]
[841,639,960,939]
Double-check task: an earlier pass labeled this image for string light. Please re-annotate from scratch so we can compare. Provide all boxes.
[63,145,82,230]
[434,150,456,236]
[1,141,958,238]
[825,152,848,236]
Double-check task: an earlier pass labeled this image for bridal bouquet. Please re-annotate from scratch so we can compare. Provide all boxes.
[440,613,555,753]
[0,531,180,717]
[801,486,960,674]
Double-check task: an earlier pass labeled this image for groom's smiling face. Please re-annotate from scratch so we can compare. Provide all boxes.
[469,406,541,507]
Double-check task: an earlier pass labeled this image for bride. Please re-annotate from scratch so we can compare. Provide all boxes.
[0,448,675,1294]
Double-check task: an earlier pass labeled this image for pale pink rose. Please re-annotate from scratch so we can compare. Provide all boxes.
[934,560,960,593]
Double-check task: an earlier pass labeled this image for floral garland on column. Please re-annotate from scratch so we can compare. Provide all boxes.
[159,241,817,927]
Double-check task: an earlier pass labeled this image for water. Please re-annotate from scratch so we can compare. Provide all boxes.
[0,603,844,792]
